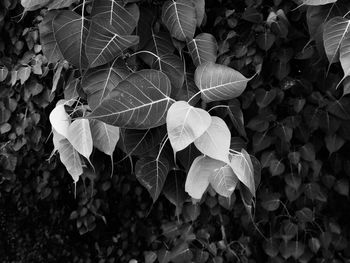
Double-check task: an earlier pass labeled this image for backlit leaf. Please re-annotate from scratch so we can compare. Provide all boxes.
[323,17,350,67]
[88,69,173,129]
[53,9,89,69]
[90,119,120,156]
[229,149,255,196]
[53,129,82,182]
[166,101,211,153]
[187,33,217,67]
[0,66,8,82]
[194,62,250,102]
[21,0,50,11]
[162,0,197,41]
[209,164,239,198]
[302,0,337,5]
[67,119,93,161]
[49,101,71,138]
[339,31,350,84]
[135,157,169,202]
[194,116,231,163]
[81,59,129,110]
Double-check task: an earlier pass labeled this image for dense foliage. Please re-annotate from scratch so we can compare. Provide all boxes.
[1,0,350,262]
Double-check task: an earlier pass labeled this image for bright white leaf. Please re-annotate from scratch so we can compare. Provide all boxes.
[53,129,82,182]
[166,101,211,153]
[194,62,250,102]
[339,32,350,86]
[67,119,93,160]
[185,155,224,199]
[187,33,218,67]
[49,101,70,138]
[209,164,239,198]
[194,116,231,163]
[323,17,350,68]
[90,119,120,156]
[229,149,255,196]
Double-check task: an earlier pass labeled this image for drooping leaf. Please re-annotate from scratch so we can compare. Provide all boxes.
[209,164,239,198]
[227,99,246,138]
[81,59,129,110]
[163,169,188,215]
[161,0,197,41]
[194,116,231,163]
[323,17,350,67]
[49,101,71,138]
[0,66,8,82]
[229,149,255,196]
[135,157,169,202]
[119,126,166,156]
[88,69,173,129]
[187,33,217,67]
[325,134,345,154]
[46,0,78,10]
[302,0,337,5]
[53,129,82,182]
[38,10,64,64]
[192,0,205,27]
[339,31,350,84]
[66,119,93,161]
[153,54,184,97]
[89,119,120,155]
[194,62,250,102]
[166,101,211,153]
[186,155,224,199]
[53,9,89,69]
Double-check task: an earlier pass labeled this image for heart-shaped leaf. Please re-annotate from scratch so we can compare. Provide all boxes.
[194,116,231,163]
[53,129,82,182]
[166,101,211,153]
[53,9,89,70]
[88,69,173,129]
[325,133,345,154]
[89,119,120,156]
[67,119,93,161]
[194,62,250,102]
[187,33,218,67]
[38,11,64,64]
[135,157,169,202]
[81,59,129,110]
[339,31,350,85]
[162,0,197,41]
[229,149,255,196]
[323,17,350,67]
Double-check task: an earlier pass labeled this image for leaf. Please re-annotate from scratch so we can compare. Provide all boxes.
[163,169,187,215]
[209,164,239,198]
[49,101,71,138]
[323,17,350,67]
[89,119,119,155]
[153,54,185,97]
[339,32,350,85]
[90,0,139,35]
[193,0,205,27]
[302,0,337,5]
[135,157,169,202]
[0,66,8,82]
[194,116,231,163]
[21,0,50,11]
[269,159,285,176]
[162,0,197,41]
[66,119,93,161]
[38,11,64,64]
[327,97,350,120]
[300,143,316,162]
[166,101,211,153]
[261,192,280,211]
[53,9,89,69]
[46,0,78,10]
[81,59,129,110]
[187,33,217,67]
[255,88,277,108]
[229,149,255,196]
[53,129,82,182]
[185,155,224,199]
[325,134,345,154]
[88,69,173,129]
[256,32,275,51]
[227,99,246,137]
[119,126,166,156]
[194,62,250,102]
